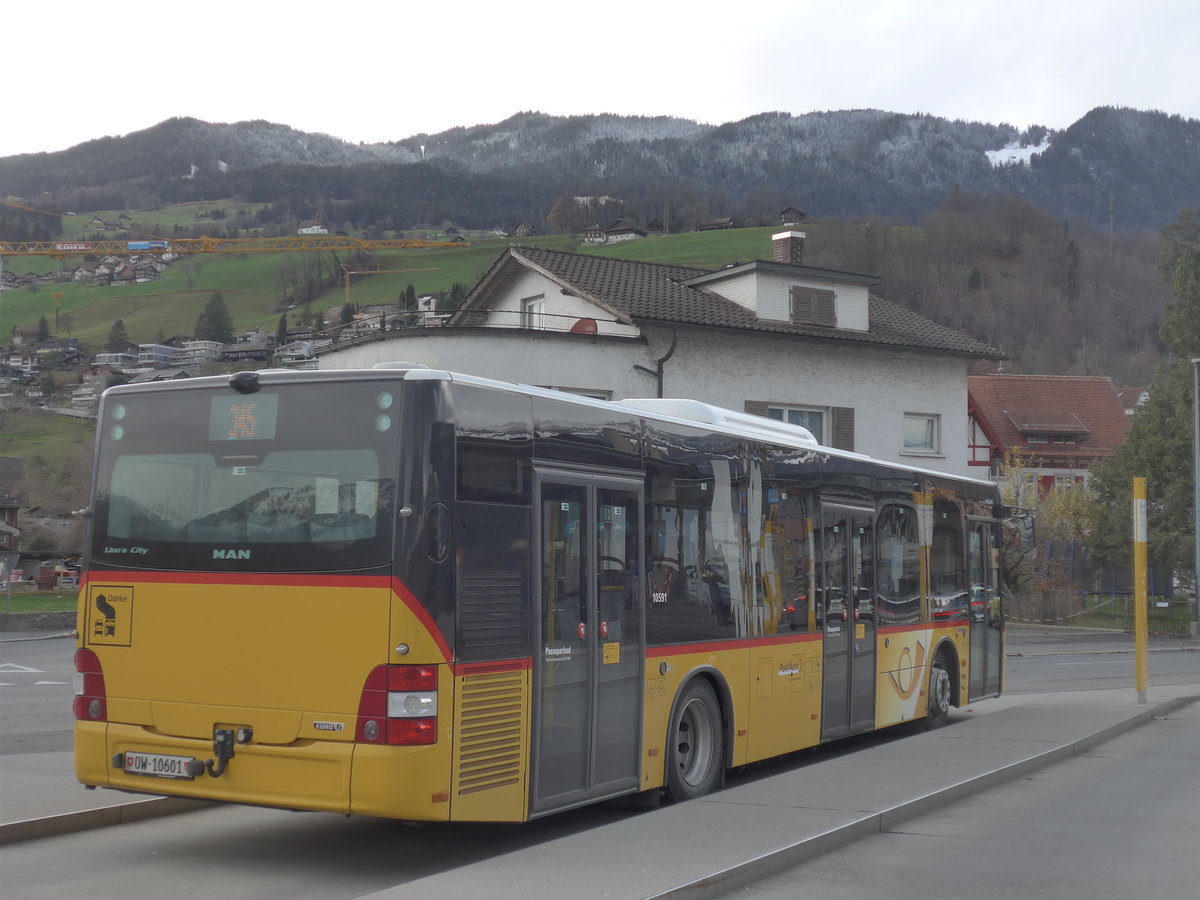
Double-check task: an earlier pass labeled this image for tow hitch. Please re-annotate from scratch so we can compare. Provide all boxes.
[184,727,251,778]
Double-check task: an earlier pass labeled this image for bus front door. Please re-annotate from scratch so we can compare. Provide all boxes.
[532,471,645,815]
[820,504,876,740]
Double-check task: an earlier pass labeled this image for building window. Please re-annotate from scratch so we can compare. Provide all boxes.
[748,401,854,451]
[790,286,836,327]
[767,405,826,442]
[521,295,545,329]
[903,413,939,454]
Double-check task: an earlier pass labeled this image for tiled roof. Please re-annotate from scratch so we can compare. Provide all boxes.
[968,374,1131,461]
[456,246,1003,359]
[0,457,28,509]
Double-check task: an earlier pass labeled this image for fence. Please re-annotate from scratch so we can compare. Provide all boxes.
[1007,590,1197,637]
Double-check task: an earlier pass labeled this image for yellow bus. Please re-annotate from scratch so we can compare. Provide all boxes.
[75,366,1007,821]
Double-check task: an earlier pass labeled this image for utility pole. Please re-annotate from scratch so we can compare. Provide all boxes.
[1133,477,1149,703]
[1192,358,1200,637]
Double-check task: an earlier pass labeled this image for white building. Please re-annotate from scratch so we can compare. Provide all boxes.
[181,340,224,367]
[318,232,1004,475]
[136,343,185,371]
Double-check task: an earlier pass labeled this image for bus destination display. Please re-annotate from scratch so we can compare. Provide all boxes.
[208,394,279,441]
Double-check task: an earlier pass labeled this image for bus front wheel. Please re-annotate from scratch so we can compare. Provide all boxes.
[925,655,952,729]
[665,679,723,801]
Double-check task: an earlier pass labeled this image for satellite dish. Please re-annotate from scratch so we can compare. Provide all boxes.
[569,317,598,335]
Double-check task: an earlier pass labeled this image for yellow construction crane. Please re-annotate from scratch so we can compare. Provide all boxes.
[0,234,465,256]
[0,198,469,257]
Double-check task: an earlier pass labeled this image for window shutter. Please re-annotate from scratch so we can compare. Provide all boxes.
[744,400,769,418]
[790,286,836,327]
[831,407,854,451]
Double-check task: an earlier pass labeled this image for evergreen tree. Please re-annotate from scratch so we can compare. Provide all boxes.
[106,319,130,352]
[1090,210,1200,581]
[275,312,288,347]
[37,316,51,342]
[340,302,355,326]
[197,291,235,344]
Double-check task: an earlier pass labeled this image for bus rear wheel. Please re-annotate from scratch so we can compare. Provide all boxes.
[665,680,723,801]
[925,655,952,729]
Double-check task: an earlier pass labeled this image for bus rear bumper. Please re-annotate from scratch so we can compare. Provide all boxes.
[75,722,460,821]
[77,721,353,814]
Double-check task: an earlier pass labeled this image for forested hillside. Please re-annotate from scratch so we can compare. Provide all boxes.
[2,107,1196,238]
[1,106,1193,387]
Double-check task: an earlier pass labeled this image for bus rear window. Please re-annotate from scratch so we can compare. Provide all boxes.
[90,381,399,572]
[105,450,382,545]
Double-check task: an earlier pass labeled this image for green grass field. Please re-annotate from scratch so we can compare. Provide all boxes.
[1,590,77,613]
[1,215,803,352]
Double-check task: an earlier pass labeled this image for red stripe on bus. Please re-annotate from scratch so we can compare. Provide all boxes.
[387,576,453,663]
[452,658,532,677]
[647,632,821,657]
[877,619,970,636]
[83,570,391,589]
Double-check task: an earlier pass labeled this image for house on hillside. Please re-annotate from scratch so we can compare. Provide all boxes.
[967,374,1131,497]
[318,230,1005,474]
[137,343,186,371]
[605,220,648,243]
[9,325,35,345]
[1117,386,1149,419]
[0,457,28,552]
[298,219,328,235]
[128,368,193,383]
[222,329,274,363]
[510,223,537,238]
[780,207,807,226]
[697,217,735,231]
[37,338,81,357]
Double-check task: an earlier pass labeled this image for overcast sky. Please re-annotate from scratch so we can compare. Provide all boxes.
[2,0,1196,159]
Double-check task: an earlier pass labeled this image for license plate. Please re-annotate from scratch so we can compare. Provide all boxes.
[122,751,196,780]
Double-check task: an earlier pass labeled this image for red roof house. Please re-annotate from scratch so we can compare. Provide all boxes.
[967,374,1131,497]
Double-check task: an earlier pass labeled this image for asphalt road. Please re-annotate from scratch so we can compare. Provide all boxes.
[0,626,1197,899]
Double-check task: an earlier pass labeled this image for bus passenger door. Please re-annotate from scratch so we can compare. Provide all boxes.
[967,519,1003,700]
[820,504,876,740]
[532,471,644,815]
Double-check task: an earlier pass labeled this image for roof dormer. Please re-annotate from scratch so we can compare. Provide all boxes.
[681,231,878,332]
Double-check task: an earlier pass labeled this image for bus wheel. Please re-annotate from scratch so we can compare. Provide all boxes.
[926,655,952,729]
[666,680,723,801]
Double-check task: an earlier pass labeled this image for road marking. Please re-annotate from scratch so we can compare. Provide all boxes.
[0,663,44,673]
[35,680,70,685]
[1055,660,1130,666]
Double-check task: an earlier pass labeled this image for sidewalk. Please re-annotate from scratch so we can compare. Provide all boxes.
[370,685,1200,900]
[3,683,1198,900]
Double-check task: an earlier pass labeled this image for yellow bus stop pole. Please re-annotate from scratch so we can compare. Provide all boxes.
[1133,477,1149,702]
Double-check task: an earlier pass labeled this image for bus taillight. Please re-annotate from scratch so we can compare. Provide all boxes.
[357,665,438,745]
[73,648,107,721]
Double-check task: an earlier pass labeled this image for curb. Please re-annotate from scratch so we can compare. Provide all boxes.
[645,693,1200,900]
[0,611,76,633]
[0,795,215,846]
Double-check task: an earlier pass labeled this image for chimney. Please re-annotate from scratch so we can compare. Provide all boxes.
[772,230,805,264]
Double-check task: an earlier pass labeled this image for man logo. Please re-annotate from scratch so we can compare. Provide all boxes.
[213,549,251,560]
